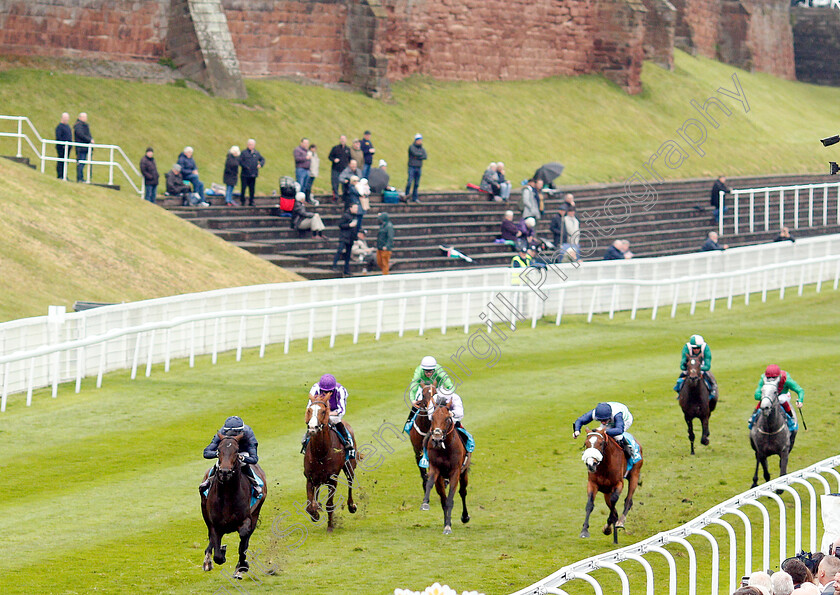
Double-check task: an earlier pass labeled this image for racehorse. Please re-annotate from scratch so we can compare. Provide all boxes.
[201,434,267,578]
[750,382,792,488]
[579,427,643,544]
[303,394,358,532]
[408,383,437,495]
[420,396,470,534]
[678,353,716,455]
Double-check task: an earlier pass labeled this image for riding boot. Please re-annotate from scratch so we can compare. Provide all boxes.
[620,437,635,462]
[300,432,310,454]
[748,409,759,429]
[199,465,216,496]
[455,423,475,452]
[673,374,685,393]
[404,406,419,433]
[335,422,355,459]
[242,464,262,496]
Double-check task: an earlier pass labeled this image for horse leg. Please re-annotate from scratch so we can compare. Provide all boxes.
[442,471,459,535]
[459,469,470,524]
[343,460,357,514]
[233,522,253,579]
[617,469,640,529]
[580,486,595,539]
[780,448,789,479]
[700,413,710,446]
[603,489,620,538]
[751,454,761,488]
[326,479,337,533]
[203,525,218,571]
[305,478,320,522]
[761,454,771,484]
[421,467,438,511]
[685,415,695,455]
[210,525,227,566]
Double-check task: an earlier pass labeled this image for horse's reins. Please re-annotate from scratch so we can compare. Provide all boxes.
[755,391,786,435]
[429,406,456,447]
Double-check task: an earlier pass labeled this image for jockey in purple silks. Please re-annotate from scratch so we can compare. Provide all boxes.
[301,373,355,459]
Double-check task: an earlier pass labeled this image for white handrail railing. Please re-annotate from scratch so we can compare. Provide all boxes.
[0,115,143,193]
[722,182,840,236]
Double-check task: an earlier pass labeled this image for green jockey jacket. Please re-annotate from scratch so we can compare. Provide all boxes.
[754,373,805,403]
[409,364,455,401]
[680,343,712,372]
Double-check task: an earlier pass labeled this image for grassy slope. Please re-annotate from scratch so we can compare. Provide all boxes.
[0,51,839,195]
[0,158,298,321]
[1,287,839,594]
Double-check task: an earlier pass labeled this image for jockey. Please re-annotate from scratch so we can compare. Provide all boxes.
[199,415,261,496]
[749,364,804,435]
[673,334,717,399]
[404,355,455,433]
[419,390,475,469]
[304,373,355,460]
[573,402,636,462]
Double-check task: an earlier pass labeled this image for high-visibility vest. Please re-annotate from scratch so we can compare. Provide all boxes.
[511,253,531,284]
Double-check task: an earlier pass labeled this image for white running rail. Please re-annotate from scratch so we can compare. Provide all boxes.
[0,115,143,193]
[509,455,840,595]
[1,234,839,411]
[719,182,840,237]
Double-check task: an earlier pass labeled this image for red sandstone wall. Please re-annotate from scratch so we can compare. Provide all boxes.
[0,0,167,62]
[742,0,795,79]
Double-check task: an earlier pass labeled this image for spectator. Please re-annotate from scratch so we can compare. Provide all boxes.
[239,138,265,207]
[480,163,502,200]
[306,144,320,205]
[360,130,375,180]
[518,216,538,248]
[748,571,772,595]
[350,138,364,170]
[344,175,367,228]
[732,589,761,595]
[604,239,633,260]
[333,203,360,276]
[701,230,728,251]
[816,556,840,593]
[352,230,378,273]
[223,145,240,206]
[139,147,159,204]
[521,178,543,220]
[293,138,311,200]
[290,191,327,239]
[496,162,512,202]
[328,135,351,201]
[339,159,363,201]
[562,193,576,210]
[500,210,523,244]
[710,175,731,224]
[55,112,72,180]
[771,570,795,595]
[73,112,93,183]
[177,146,205,201]
[368,159,390,194]
[549,204,569,247]
[775,226,795,243]
[405,133,427,203]
[554,205,581,262]
[166,163,205,206]
[376,212,395,275]
[783,558,820,594]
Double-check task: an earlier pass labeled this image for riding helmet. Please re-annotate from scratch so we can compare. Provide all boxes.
[594,402,612,421]
[223,416,245,432]
[765,364,781,378]
[421,355,437,370]
[319,373,337,392]
[689,334,704,347]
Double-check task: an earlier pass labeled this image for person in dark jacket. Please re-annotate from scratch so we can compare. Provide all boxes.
[177,146,205,201]
[73,112,93,182]
[333,204,360,276]
[405,133,427,202]
[500,210,523,243]
[223,146,240,206]
[165,163,197,206]
[368,159,390,194]
[774,226,795,243]
[290,194,327,238]
[701,231,728,251]
[338,160,363,202]
[198,415,262,497]
[139,147,159,204]
[710,175,730,224]
[360,130,375,180]
[238,139,265,206]
[603,239,633,260]
[328,135,351,201]
[376,212,395,275]
[549,204,569,247]
[55,112,72,180]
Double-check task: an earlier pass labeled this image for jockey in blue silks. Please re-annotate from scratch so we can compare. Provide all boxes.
[302,373,355,460]
[199,415,261,496]
[573,402,636,462]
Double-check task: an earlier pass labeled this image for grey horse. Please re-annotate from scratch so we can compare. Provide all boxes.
[749,382,795,488]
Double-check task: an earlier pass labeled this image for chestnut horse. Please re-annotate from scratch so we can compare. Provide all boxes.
[678,353,716,455]
[201,434,267,578]
[579,428,642,544]
[420,397,470,534]
[408,383,437,495]
[303,394,357,532]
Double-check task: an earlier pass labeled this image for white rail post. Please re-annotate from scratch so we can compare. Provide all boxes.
[709,518,739,594]
[462,286,470,334]
[189,323,196,367]
[798,265,806,297]
[817,262,825,293]
[419,295,427,336]
[790,477,819,553]
[353,283,362,344]
[630,285,640,320]
[776,485,803,554]
[689,281,698,315]
[587,286,598,323]
[780,189,785,230]
[145,330,155,377]
[749,190,755,233]
[237,315,247,360]
[108,146,114,186]
[834,259,840,291]
[398,280,407,338]
[651,285,661,320]
[765,190,770,231]
[16,118,22,157]
[670,537,698,595]
[164,330,171,372]
[692,529,720,595]
[671,282,680,318]
[709,278,717,312]
[26,358,35,407]
[743,500,772,572]
[0,362,7,412]
[440,279,448,335]
[780,267,787,300]
[41,139,46,173]
[724,507,754,576]
[718,191,724,236]
[733,191,739,235]
[623,553,655,595]
[555,288,565,326]
[284,311,293,354]
[131,333,141,379]
[758,490,787,567]
[97,342,107,387]
[647,545,678,595]
[761,268,768,302]
[375,280,384,341]
[824,185,829,227]
[794,187,800,229]
[330,284,340,347]
[808,186,814,228]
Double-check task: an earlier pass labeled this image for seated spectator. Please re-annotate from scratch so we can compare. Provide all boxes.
[701,231,728,251]
[368,159,390,194]
[166,163,207,206]
[775,226,795,243]
[771,570,794,595]
[517,216,537,251]
[521,178,543,220]
[604,239,633,260]
[290,192,327,239]
[500,210,523,244]
[496,162,512,202]
[223,146,240,206]
[177,146,205,200]
[480,163,503,201]
[782,558,820,594]
[339,159,363,201]
[352,230,378,273]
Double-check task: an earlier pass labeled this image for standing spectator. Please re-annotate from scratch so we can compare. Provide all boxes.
[328,135,351,201]
[290,192,327,239]
[376,212,395,275]
[339,159,363,201]
[549,204,569,248]
[520,178,543,220]
[555,205,581,262]
[496,162,512,202]
[360,130,375,180]
[562,193,576,210]
[368,159,390,194]
[306,144,320,205]
[352,230,378,273]
[178,146,205,201]
[771,571,794,595]
[710,175,730,224]
[54,112,72,180]
[350,138,364,171]
[223,145,240,206]
[604,239,633,260]
[239,138,265,206]
[701,230,728,251]
[775,226,795,243]
[293,138,311,199]
[816,556,840,593]
[73,112,93,183]
[139,147,159,204]
[333,203,360,276]
[406,133,427,203]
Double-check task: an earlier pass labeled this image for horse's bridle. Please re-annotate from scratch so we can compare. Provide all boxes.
[429,405,455,446]
[306,398,329,432]
[756,386,786,435]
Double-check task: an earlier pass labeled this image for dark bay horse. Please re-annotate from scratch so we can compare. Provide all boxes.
[580,428,642,544]
[303,395,357,532]
[420,397,470,534]
[678,354,716,455]
[409,383,437,495]
[750,382,792,488]
[201,434,267,578]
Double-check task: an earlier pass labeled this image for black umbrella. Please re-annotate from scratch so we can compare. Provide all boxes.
[533,162,565,187]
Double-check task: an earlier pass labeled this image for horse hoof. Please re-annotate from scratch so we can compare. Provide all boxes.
[203,561,212,572]
[701,437,709,446]
[461,514,470,524]
[233,570,243,580]
[602,526,612,536]
[420,502,430,511]
[690,450,695,455]
[443,526,452,535]
[309,510,320,522]
[580,530,590,539]
[348,503,357,514]
[615,521,625,529]
[327,525,334,533]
